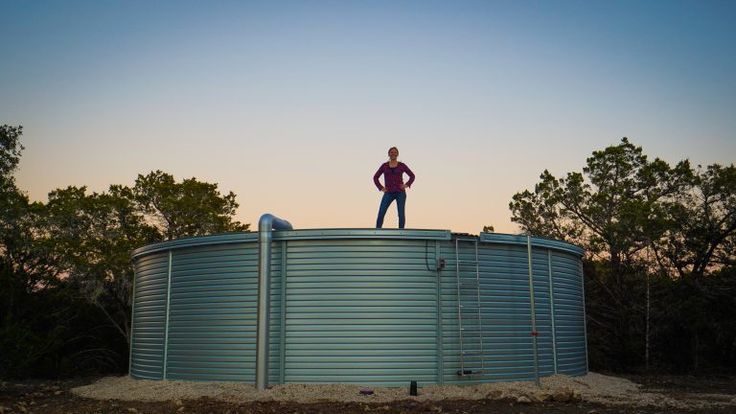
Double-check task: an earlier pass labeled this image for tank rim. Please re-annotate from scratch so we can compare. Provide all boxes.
[131,228,584,259]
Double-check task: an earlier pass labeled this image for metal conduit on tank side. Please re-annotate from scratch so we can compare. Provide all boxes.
[580,261,590,374]
[128,269,138,376]
[163,251,173,379]
[526,235,540,386]
[256,213,293,390]
[548,250,558,374]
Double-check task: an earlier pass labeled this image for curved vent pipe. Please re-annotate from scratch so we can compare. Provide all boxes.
[256,213,293,390]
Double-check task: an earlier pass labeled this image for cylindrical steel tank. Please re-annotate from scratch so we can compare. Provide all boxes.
[129,229,586,386]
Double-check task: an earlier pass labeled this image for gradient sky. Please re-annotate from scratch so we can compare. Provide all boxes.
[2,0,735,234]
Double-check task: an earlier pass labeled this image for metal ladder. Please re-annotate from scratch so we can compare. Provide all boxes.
[454,237,485,376]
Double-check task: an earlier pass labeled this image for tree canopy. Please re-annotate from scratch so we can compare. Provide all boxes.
[1,125,251,377]
[509,137,736,372]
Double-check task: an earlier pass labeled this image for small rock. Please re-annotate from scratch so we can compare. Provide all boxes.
[485,390,503,399]
[54,390,63,395]
[516,396,532,404]
[174,399,183,406]
[177,407,185,413]
[127,408,138,413]
[587,410,599,414]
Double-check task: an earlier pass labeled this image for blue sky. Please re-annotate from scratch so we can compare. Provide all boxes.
[2,1,735,233]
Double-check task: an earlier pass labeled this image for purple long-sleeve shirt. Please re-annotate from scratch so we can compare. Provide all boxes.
[373,162,415,192]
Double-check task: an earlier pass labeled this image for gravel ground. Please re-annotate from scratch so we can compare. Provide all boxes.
[70,372,736,410]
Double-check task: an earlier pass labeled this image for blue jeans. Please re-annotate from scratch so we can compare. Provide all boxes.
[376,191,407,228]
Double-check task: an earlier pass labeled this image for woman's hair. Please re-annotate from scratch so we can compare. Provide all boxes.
[388,146,399,155]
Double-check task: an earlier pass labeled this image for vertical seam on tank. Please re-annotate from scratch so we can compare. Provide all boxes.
[435,240,443,385]
[163,250,172,380]
[279,241,287,384]
[548,250,558,374]
[129,265,138,376]
[527,235,540,386]
[580,260,589,374]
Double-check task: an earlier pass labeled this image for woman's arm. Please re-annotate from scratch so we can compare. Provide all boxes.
[373,164,385,190]
[403,163,415,188]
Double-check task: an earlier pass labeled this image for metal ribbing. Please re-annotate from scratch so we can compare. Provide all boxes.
[454,238,464,375]
[279,242,287,384]
[130,252,169,379]
[526,235,540,386]
[165,242,258,381]
[550,252,586,376]
[283,238,437,386]
[474,241,484,374]
[548,250,558,374]
[435,240,443,385]
[579,261,589,373]
[128,268,138,376]
[163,251,172,379]
[130,229,586,384]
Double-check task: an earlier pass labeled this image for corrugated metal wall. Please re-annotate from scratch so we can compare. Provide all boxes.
[551,251,587,375]
[130,230,586,385]
[440,242,552,383]
[282,238,438,386]
[165,242,258,381]
[130,252,169,379]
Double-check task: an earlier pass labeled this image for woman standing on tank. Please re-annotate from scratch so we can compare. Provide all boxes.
[373,146,415,229]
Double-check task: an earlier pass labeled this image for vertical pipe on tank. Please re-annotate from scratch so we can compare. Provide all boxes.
[279,241,287,385]
[163,250,172,379]
[526,235,540,386]
[547,250,558,374]
[257,214,293,390]
[129,269,138,376]
[579,261,589,373]
[434,241,443,385]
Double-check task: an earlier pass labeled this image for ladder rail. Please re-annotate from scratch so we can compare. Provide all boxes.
[454,238,464,375]
[475,240,484,373]
[455,237,485,377]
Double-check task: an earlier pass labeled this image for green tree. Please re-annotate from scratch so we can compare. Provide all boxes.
[510,138,692,272]
[42,186,158,345]
[654,164,736,279]
[508,138,693,370]
[43,172,250,345]
[0,124,55,328]
[132,170,249,240]
[1,125,115,378]
[0,124,24,178]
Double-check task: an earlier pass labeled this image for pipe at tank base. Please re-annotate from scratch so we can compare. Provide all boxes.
[256,213,293,390]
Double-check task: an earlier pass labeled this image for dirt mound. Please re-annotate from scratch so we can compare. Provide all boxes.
[71,373,734,410]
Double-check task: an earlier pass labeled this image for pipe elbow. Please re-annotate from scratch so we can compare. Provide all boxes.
[259,213,293,232]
